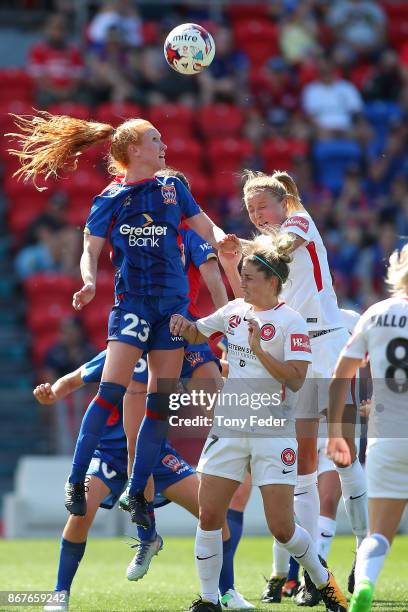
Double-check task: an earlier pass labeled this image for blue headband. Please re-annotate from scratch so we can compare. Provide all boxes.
[253,255,284,283]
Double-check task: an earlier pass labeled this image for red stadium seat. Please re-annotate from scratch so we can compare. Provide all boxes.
[149,104,194,140]
[62,169,106,210]
[233,19,279,65]
[196,104,245,139]
[47,102,90,120]
[24,274,77,308]
[210,171,241,198]
[5,180,49,237]
[27,302,72,334]
[31,331,59,366]
[0,69,34,103]
[95,102,143,127]
[0,100,36,138]
[183,171,210,204]
[165,137,203,175]
[226,3,270,22]
[96,271,114,300]
[207,138,254,173]
[261,139,308,173]
[142,21,159,44]
[81,299,112,337]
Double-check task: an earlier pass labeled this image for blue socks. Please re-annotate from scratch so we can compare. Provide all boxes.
[129,393,169,496]
[288,556,300,582]
[137,502,157,542]
[69,382,126,483]
[218,510,244,596]
[55,538,86,593]
[227,509,244,556]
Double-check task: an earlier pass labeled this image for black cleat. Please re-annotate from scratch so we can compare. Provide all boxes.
[261,576,286,603]
[128,491,152,528]
[64,481,87,516]
[185,597,221,611]
[348,553,356,594]
[295,555,327,607]
[318,572,348,611]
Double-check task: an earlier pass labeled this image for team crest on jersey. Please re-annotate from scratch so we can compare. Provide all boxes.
[281,448,296,466]
[162,454,183,472]
[185,351,204,368]
[282,215,309,233]
[227,315,241,334]
[290,333,311,352]
[161,184,177,205]
[106,183,124,197]
[260,324,276,341]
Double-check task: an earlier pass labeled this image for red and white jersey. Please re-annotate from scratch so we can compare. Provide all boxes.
[341,308,360,335]
[280,211,344,331]
[196,298,312,430]
[341,296,408,437]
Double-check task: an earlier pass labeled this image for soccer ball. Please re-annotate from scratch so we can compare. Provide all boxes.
[164,23,215,75]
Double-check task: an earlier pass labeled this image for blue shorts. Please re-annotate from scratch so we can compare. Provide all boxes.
[108,294,190,351]
[87,444,195,510]
[132,344,220,385]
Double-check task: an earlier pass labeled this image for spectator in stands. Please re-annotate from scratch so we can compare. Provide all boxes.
[15,218,79,281]
[326,0,386,57]
[87,0,143,49]
[302,57,363,134]
[28,13,85,106]
[198,26,249,104]
[363,49,404,101]
[279,1,320,65]
[42,317,96,383]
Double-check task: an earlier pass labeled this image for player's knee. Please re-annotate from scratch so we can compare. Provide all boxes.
[268,520,294,544]
[199,506,224,531]
[65,515,92,539]
[319,492,339,518]
[298,449,318,474]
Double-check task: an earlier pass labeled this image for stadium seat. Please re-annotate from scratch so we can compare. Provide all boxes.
[164,137,203,175]
[233,19,279,65]
[81,299,112,337]
[142,20,159,44]
[225,3,270,22]
[207,138,254,173]
[62,169,106,211]
[261,138,308,173]
[31,331,60,366]
[196,104,244,139]
[24,273,77,308]
[95,102,143,127]
[27,303,72,335]
[0,69,34,103]
[313,139,362,195]
[364,101,403,150]
[210,171,241,198]
[0,100,35,138]
[149,104,194,140]
[46,102,90,120]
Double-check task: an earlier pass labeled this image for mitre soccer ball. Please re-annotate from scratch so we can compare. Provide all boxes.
[164,23,215,75]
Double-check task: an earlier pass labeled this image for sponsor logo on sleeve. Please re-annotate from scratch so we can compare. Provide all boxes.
[290,333,312,352]
[282,216,309,234]
[281,448,296,466]
[161,184,177,205]
[260,323,276,341]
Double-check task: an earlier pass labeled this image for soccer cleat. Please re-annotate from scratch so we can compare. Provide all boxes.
[185,597,222,611]
[118,487,130,512]
[348,554,356,594]
[282,579,300,597]
[318,572,348,611]
[261,576,286,603]
[64,481,87,516]
[126,534,163,581]
[295,572,322,606]
[220,589,255,609]
[128,491,152,528]
[349,579,374,612]
[43,591,69,611]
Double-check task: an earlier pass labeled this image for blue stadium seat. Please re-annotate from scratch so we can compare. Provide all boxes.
[313,139,362,195]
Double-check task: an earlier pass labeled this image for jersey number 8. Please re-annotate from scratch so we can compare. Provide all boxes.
[385,337,408,394]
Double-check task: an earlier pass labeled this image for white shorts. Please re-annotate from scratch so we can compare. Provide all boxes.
[366,439,408,499]
[197,434,298,487]
[296,327,352,419]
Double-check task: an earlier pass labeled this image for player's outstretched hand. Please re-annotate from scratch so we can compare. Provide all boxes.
[218,234,242,255]
[218,248,242,271]
[33,383,57,405]
[170,314,191,338]
[72,283,95,311]
[325,437,351,467]
[247,318,262,352]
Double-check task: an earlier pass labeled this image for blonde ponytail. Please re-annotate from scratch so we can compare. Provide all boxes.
[386,244,408,296]
[272,170,304,214]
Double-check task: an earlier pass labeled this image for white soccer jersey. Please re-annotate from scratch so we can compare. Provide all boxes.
[280,211,344,331]
[341,308,360,335]
[196,298,312,433]
[341,296,408,438]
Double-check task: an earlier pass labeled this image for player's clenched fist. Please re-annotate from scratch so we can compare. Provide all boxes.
[218,233,242,254]
[72,283,96,310]
[33,382,57,405]
[325,437,351,467]
[169,314,193,338]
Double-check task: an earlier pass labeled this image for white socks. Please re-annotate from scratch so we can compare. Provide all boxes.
[355,533,390,585]
[279,524,328,587]
[195,525,223,604]
[337,459,368,547]
[272,538,290,577]
[318,515,337,561]
[294,472,320,541]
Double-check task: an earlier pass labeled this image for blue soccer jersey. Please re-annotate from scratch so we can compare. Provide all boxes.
[85,175,201,298]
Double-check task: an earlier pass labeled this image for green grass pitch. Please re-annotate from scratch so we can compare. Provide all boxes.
[1,536,407,611]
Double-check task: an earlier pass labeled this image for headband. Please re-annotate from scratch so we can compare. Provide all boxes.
[253,255,285,283]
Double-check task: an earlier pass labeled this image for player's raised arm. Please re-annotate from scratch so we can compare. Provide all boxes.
[198,259,228,309]
[185,210,227,250]
[33,367,84,405]
[73,233,106,310]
